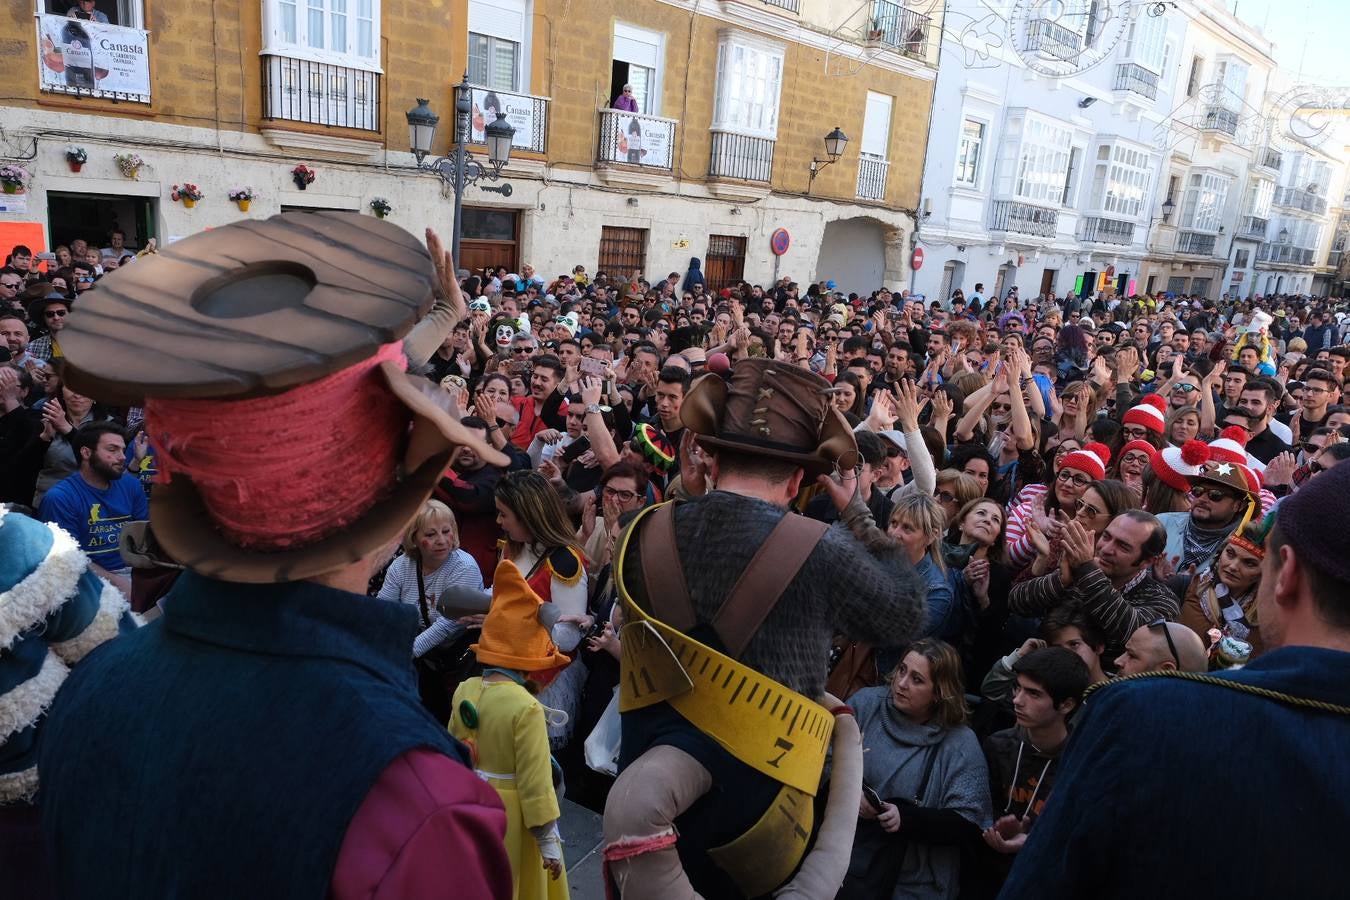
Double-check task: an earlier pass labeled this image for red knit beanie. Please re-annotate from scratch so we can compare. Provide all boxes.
[1119,439,1159,466]
[1123,393,1167,435]
[1207,425,1250,465]
[1061,442,1111,481]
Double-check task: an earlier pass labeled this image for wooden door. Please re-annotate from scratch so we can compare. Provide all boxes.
[460,207,519,276]
[705,234,747,291]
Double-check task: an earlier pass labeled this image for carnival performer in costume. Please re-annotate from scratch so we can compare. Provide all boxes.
[1229,310,1278,376]
[602,358,929,899]
[38,214,513,899]
[452,560,572,900]
[1,507,137,899]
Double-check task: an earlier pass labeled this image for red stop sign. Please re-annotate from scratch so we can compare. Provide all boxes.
[911,247,924,270]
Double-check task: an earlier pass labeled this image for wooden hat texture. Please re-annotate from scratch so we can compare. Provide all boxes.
[60,211,509,583]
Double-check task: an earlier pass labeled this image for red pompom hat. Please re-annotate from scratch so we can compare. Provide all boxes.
[1153,439,1209,492]
[1120,439,1160,465]
[1123,393,1168,435]
[1061,442,1112,481]
[1207,425,1250,465]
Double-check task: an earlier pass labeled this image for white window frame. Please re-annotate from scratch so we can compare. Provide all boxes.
[712,32,785,140]
[860,91,893,160]
[262,0,381,71]
[613,22,664,116]
[1092,142,1153,218]
[955,117,986,187]
[38,0,144,28]
[1181,170,1233,233]
[1214,56,1248,109]
[1012,115,1073,205]
[468,0,531,92]
[467,33,520,92]
[1246,179,1274,217]
[1123,11,1166,73]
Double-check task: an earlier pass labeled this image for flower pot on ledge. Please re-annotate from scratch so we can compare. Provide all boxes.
[293,176,308,190]
[1,184,17,195]
[237,199,251,212]
[69,161,83,173]
[183,198,197,209]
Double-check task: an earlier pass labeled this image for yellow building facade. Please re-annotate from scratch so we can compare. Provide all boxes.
[1,0,941,291]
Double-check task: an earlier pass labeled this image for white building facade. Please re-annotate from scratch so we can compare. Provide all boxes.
[914,1,1190,304]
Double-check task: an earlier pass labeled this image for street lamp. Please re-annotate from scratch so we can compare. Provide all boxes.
[808,126,849,193]
[1278,226,1290,243]
[1161,196,1175,224]
[406,75,516,262]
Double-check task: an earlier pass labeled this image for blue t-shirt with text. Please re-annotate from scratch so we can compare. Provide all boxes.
[39,472,149,572]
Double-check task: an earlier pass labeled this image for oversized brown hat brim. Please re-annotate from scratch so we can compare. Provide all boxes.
[681,370,858,478]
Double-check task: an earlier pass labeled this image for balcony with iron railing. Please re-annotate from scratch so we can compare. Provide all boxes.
[1024,18,1080,62]
[757,0,800,12]
[1330,249,1344,268]
[1176,231,1218,256]
[989,199,1058,238]
[1201,105,1239,137]
[709,132,775,183]
[1113,63,1159,101]
[37,14,153,104]
[262,55,381,131]
[1255,149,1283,173]
[871,0,931,59]
[596,109,677,173]
[856,155,889,201]
[1273,186,1328,215]
[1239,215,1269,240]
[1079,216,1136,246]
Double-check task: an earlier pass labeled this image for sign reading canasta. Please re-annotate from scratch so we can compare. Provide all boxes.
[37,14,151,102]
[469,88,539,151]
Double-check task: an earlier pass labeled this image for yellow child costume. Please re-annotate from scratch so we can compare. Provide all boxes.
[451,560,571,900]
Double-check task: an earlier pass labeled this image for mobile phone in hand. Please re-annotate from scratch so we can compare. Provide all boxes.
[862,783,885,812]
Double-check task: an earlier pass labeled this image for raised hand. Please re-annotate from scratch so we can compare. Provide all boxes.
[580,375,603,407]
[893,379,921,432]
[425,228,467,322]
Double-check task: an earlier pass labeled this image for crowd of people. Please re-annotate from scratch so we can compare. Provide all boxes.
[3,219,1349,900]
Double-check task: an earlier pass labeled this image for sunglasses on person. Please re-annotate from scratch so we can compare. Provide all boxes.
[1056,470,1092,488]
[510,346,532,354]
[935,489,957,503]
[1189,486,1237,503]
[989,402,1012,414]
[44,309,68,318]
[1172,382,1198,393]
[1309,460,1327,475]
[1147,618,1181,668]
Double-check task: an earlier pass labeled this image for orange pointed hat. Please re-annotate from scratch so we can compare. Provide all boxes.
[471,560,571,671]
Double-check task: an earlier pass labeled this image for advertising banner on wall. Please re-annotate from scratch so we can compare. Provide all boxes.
[37,14,151,102]
[469,88,539,151]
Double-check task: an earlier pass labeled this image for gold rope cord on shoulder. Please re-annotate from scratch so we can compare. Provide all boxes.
[613,503,835,798]
[1084,669,1350,716]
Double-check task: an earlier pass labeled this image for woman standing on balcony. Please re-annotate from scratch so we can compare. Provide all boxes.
[612,84,639,112]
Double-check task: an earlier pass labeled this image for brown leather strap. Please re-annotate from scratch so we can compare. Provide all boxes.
[639,503,696,632]
[712,513,828,657]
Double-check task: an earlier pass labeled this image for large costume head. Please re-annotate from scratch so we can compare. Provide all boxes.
[59,211,509,583]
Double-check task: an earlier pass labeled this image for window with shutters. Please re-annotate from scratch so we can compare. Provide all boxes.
[468,0,530,92]
[1090,143,1153,218]
[712,34,784,138]
[599,227,648,277]
[857,92,892,201]
[263,0,380,67]
[612,22,663,115]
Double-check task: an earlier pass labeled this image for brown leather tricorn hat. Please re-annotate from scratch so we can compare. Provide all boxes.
[680,358,858,477]
[59,211,508,584]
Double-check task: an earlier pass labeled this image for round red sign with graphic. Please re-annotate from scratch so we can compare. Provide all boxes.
[770,228,791,256]
[911,247,924,270]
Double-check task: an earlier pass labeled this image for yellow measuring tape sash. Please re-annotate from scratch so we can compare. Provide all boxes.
[614,504,834,798]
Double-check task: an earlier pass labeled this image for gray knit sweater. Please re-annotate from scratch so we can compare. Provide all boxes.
[619,491,927,698]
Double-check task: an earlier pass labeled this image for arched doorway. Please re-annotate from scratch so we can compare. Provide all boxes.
[815,216,898,294]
